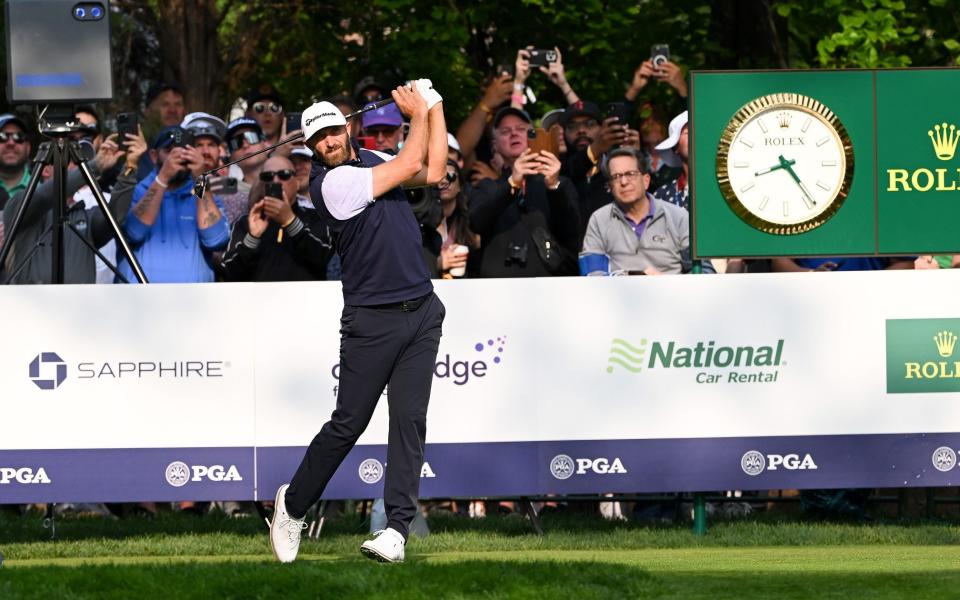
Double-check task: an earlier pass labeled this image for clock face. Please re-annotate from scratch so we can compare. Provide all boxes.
[716,93,855,235]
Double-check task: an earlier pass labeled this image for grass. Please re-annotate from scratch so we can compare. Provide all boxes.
[1,511,959,599]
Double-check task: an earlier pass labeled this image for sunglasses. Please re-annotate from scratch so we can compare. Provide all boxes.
[0,131,27,144]
[227,130,263,153]
[259,169,295,182]
[444,170,458,183]
[252,101,282,114]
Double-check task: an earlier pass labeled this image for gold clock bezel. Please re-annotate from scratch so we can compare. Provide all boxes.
[716,92,855,235]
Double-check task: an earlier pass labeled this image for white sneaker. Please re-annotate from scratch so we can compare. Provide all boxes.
[269,484,306,563]
[360,527,406,563]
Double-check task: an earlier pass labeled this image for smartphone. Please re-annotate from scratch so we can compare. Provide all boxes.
[527,48,558,68]
[605,102,631,125]
[651,44,671,68]
[116,111,138,147]
[286,111,302,133]
[356,135,377,150]
[265,181,283,200]
[527,127,559,156]
[208,176,238,195]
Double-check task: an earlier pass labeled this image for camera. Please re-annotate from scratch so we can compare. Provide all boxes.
[651,44,670,69]
[505,242,528,267]
[172,128,195,148]
[527,48,558,68]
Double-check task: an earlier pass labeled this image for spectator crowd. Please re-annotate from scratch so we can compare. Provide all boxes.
[2,45,942,286]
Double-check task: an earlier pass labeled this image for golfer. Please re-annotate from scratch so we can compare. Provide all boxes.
[270,81,448,564]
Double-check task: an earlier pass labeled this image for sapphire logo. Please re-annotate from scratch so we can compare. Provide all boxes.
[358,459,384,484]
[29,352,67,390]
[932,446,957,472]
[165,461,190,487]
[550,455,575,480]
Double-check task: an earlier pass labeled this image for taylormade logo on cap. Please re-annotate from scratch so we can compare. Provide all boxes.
[302,101,347,141]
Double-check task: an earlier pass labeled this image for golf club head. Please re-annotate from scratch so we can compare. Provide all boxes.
[193,175,208,200]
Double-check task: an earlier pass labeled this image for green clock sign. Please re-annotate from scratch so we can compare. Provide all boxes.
[692,69,960,258]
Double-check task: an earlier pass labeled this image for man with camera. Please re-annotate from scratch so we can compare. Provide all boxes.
[117,126,229,283]
[219,118,268,225]
[218,155,333,281]
[581,147,691,275]
[468,107,580,277]
[270,81,447,565]
[3,129,147,284]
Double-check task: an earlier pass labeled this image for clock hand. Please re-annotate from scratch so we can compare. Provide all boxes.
[778,155,817,209]
[754,158,795,177]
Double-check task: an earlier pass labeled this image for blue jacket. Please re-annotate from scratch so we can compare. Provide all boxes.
[119,171,230,283]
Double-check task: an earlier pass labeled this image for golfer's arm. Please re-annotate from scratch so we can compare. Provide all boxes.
[405,105,447,188]
[371,111,428,197]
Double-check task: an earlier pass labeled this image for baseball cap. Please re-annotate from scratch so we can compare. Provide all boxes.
[447,133,461,154]
[656,111,689,151]
[225,117,264,142]
[290,146,314,160]
[181,112,226,142]
[301,101,347,141]
[361,102,403,129]
[153,126,185,150]
[560,101,602,127]
[0,113,28,132]
[492,107,532,129]
[353,76,388,103]
[246,84,283,107]
[540,108,565,132]
[146,82,184,107]
[654,110,688,167]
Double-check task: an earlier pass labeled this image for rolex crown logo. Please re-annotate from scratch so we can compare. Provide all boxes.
[777,112,792,129]
[934,330,957,358]
[928,122,960,161]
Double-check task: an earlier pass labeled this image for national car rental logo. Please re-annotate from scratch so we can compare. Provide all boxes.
[29,352,67,390]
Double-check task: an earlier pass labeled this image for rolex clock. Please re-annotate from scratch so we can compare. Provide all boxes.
[716,93,854,235]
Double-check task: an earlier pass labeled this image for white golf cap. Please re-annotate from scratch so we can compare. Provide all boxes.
[302,101,347,141]
[447,133,461,153]
[655,110,688,151]
[290,146,313,159]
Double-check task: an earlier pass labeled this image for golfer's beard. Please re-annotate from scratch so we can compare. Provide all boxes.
[323,144,349,166]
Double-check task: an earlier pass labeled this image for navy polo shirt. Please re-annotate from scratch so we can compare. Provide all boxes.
[309,145,432,306]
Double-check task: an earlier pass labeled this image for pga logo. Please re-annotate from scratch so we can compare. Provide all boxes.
[741,450,818,476]
[550,454,627,480]
[164,461,242,487]
[0,467,51,484]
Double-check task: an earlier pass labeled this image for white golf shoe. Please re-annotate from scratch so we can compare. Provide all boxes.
[360,527,406,563]
[269,484,306,563]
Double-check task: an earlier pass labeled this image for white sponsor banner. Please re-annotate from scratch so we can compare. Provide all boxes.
[1,271,959,453]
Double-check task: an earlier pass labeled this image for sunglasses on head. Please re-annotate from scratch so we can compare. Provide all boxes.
[227,130,263,153]
[252,101,282,114]
[0,131,27,144]
[259,169,295,182]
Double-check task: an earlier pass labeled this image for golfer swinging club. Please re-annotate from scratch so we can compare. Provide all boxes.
[270,81,447,563]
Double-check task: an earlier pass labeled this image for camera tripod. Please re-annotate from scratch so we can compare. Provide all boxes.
[0,106,147,284]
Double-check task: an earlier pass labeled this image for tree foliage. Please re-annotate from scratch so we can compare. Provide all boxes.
[0,1,956,125]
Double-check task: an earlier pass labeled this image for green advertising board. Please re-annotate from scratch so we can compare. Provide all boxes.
[886,318,960,394]
[692,69,960,258]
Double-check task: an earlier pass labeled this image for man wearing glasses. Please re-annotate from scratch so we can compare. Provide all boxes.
[360,102,405,153]
[218,155,332,281]
[246,85,284,146]
[219,118,268,225]
[0,114,32,203]
[581,147,690,275]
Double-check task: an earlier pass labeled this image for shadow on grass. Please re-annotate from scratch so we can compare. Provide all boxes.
[2,560,959,600]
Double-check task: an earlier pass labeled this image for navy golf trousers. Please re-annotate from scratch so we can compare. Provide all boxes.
[284,292,445,540]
